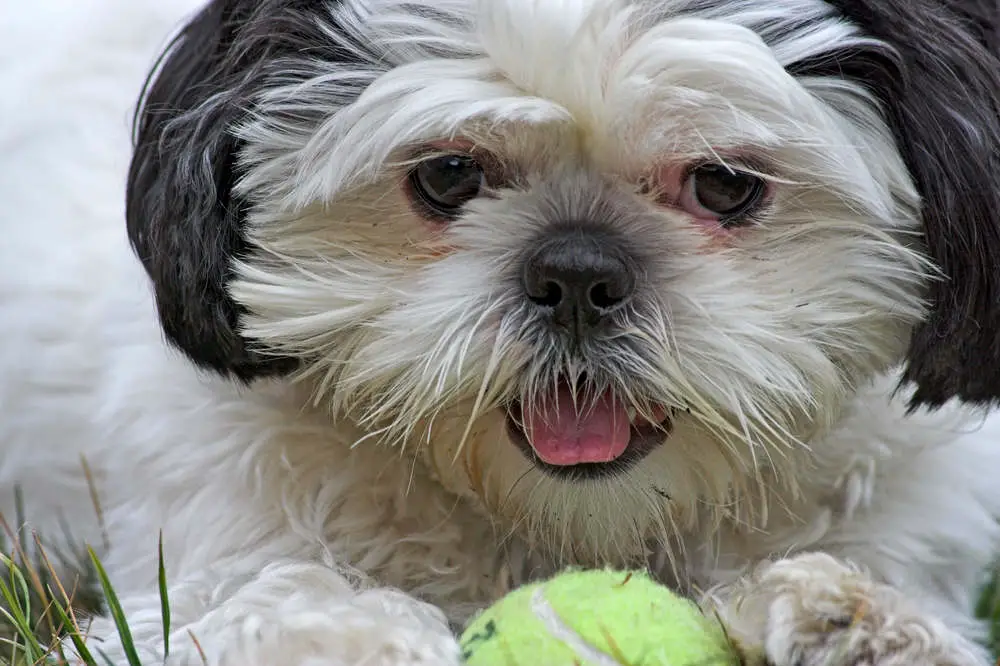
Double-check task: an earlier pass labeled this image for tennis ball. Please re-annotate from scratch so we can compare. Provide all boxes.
[459,569,738,666]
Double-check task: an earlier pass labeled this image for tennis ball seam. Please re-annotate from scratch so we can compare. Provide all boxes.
[530,585,625,666]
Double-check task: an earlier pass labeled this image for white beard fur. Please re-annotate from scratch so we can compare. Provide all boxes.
[2,0,1000,665]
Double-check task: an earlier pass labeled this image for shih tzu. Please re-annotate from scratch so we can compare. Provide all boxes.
[4,0,1000,664]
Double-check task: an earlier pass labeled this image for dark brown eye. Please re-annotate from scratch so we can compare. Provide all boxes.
[685,164,765,220]
[409,154,484,218]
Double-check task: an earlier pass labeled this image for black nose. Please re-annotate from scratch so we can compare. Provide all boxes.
[522,229,636,335]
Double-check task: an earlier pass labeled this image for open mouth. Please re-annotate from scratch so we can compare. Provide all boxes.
[505,379,673,479]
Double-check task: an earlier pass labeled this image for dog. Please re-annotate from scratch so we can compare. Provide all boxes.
[4,0,1000,663]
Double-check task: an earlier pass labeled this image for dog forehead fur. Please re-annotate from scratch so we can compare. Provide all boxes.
[4,0,1000,664]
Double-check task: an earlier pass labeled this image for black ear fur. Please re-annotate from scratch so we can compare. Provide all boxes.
[127,0,311,381]
[793,0,1000,408]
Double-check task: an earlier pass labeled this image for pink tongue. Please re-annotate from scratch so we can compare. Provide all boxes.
[523,385,631,466]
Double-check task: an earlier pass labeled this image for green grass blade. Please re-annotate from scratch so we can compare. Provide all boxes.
[976,572,997,618]
[3,632,24,665]
[47,592,99,666]
[10,559,31,622]
[13,487,26,562]
[0,556,45,664]
[87,547,142,666]
[157,532,170,659]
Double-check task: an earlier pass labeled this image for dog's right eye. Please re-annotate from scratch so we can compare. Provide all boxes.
[409,154,484,220]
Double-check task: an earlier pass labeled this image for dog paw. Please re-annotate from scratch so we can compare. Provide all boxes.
[705,553,990,666]
[65,590,465,666]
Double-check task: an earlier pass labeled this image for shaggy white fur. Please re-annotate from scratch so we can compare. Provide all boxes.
[2,0,1000,665]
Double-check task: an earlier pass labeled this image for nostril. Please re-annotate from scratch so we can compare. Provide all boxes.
[588,282,618,310]
[530,280,563,307]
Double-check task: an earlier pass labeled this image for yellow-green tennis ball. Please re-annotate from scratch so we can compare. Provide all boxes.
[459,569,738,666]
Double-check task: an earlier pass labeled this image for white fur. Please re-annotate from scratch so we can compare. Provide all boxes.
[1,0,999,665]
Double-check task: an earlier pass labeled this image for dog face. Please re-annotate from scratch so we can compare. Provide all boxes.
[127,0,1000,563]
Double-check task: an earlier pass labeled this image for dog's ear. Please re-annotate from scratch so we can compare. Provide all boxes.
[795,0,1000,408]
[127,0,299,380]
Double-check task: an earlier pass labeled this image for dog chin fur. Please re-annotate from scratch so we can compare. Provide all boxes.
[4,0,1000,664]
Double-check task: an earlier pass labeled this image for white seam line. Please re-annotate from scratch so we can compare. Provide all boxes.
[530,586,624,666]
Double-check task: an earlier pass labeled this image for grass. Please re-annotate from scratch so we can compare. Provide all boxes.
[978,571,1000,660]
[0,519,998,665]
[0,486,170,666]
[0,533,173,666]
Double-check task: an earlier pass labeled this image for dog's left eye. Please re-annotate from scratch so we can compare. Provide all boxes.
[409,154,485,219]
[680,164,767,226]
